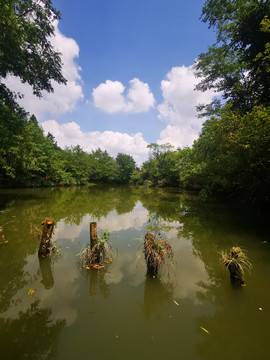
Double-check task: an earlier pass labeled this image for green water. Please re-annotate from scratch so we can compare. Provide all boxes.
[0,185,269,360]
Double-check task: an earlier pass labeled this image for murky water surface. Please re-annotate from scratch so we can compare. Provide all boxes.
[0,186,269,360]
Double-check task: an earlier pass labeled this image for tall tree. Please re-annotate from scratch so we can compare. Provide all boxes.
[195,0,270,114]
[116,153,136,184]
[0,0,66,180]
[89,149,117,182]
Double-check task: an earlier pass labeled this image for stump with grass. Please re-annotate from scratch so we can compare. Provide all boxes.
[143,232,174,277]
[221,246,252,286]
[86,229,113,269]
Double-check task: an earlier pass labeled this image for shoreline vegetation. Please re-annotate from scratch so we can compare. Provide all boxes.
[1,0,269,207]
[0,122,269,208]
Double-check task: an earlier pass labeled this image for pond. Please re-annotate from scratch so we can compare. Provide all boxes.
[0,185,269,360]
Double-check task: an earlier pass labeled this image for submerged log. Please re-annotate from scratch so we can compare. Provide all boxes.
[38,218,54,258]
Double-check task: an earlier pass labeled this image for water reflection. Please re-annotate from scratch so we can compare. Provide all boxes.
[143,274,174,319]
[89,269,110,298]
[0,300,66,360]
[39,257,54,290]
[0,186,269,360]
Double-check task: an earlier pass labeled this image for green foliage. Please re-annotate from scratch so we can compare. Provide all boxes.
[0,0,66,103]
[190,105,270,202]
[116,153,136,184]
[88,148,117,182]
[178,147,204,190]
[99,230,110,245]
[63,145,91,185]
[86,230,113,267]
[0,0,67,185]
[130,169,144,186]
[135,143,180,187]
[19,116,54,181]
[0,102,27,177]
[195,0,270,113]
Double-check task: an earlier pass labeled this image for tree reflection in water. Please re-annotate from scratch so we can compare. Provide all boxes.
[143,274,174,319]
[0,300,66,360]
[0,185,269,359]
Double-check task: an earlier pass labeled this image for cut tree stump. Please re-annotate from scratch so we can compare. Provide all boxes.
[90,222,97,250]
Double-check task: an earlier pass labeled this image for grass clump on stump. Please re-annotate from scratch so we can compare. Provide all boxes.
[87,230,113,269]
[79,222,114,270]
[143,232,174,278]
[221,246,252,286]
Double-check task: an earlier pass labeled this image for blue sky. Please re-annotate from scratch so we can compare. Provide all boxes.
[7,0,217,165]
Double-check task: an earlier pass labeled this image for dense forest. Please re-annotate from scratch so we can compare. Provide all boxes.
[0,0,269,205]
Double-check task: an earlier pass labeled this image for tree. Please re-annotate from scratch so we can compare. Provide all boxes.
[0,0,66,182]
[195,0,270,114]
[64,145,91,185]
[18,115,55,181]
[116,153,136,184]
[191,105,270,202]
[143,143,179,186]
[0,102,27,178]
[0,0,66,106]
[89,149,117,182]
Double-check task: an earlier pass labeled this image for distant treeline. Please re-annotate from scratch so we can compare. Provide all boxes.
[0,114,137,187]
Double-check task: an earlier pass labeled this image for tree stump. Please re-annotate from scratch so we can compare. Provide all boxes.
[90,222,97,249]
[144,233,159,277]
[221,246,251,286]
[38,218,54,258]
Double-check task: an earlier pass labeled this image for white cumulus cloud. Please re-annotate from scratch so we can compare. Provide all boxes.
[41,120,149,165]
[3,20,83,119]
[157,65,216,148]
[92,78,155,113]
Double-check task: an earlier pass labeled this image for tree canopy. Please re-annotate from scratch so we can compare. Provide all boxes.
[0,0,67,180]
[0,0,66,107]
[116,153,136,184]
[195,0,270,114]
